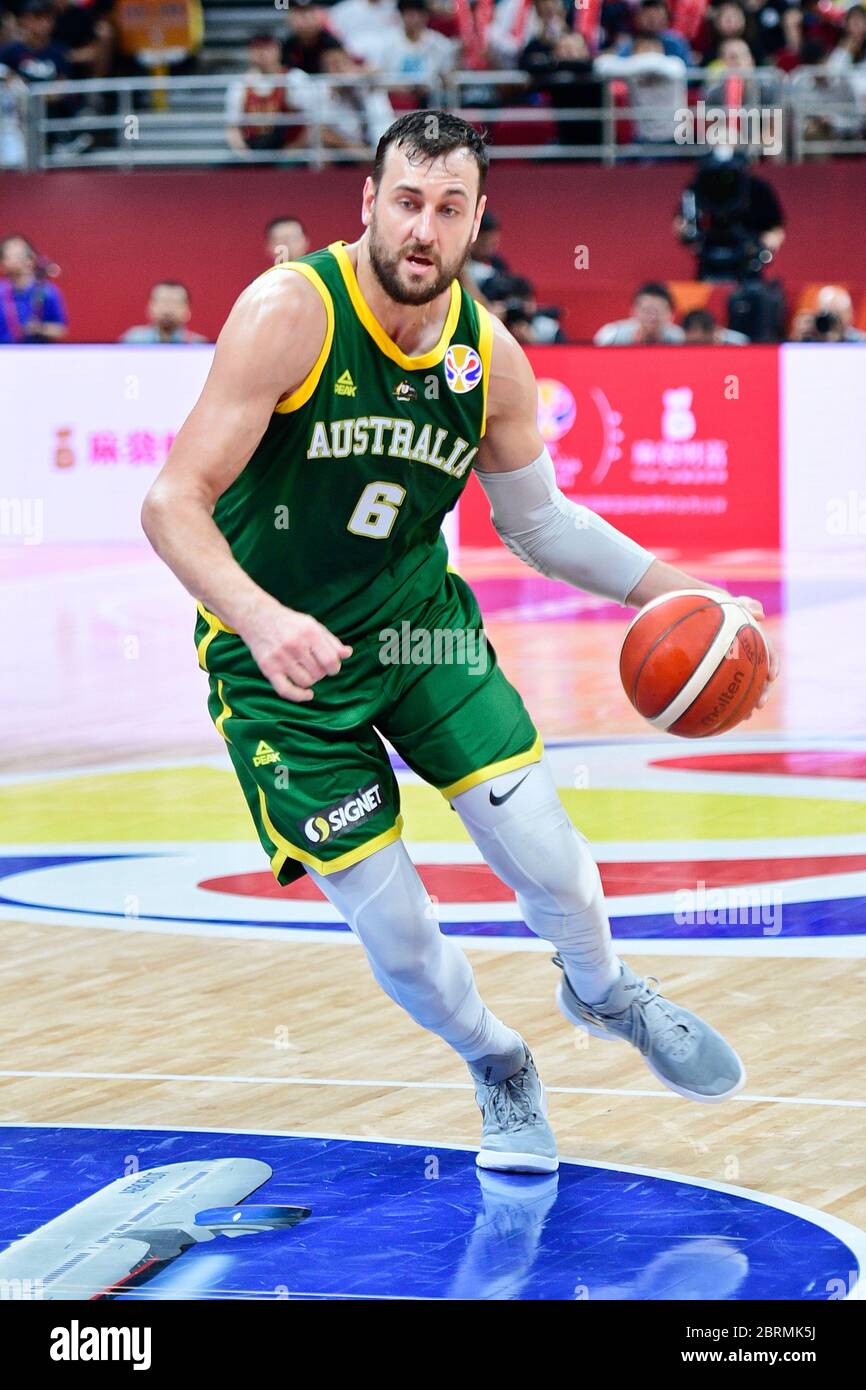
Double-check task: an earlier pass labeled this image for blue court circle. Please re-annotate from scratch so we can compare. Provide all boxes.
[0,1126,860,1300]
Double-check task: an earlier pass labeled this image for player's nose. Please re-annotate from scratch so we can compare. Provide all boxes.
[411,204,436,244]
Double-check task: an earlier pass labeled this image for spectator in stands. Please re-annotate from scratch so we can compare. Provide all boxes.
[466,209,510,290]
[120,282,207,343]
[505,274,566,342]
[51,0,114,82]
[487,0,550,68]
[616,0,692,62]
[225,33,309,154]
[0,0,69,79]
[595,35,688,145]
[281,0,346,75]
[364,0,457,100]
[772,7,826,73]
[697,1,754,63]
[595,281,685,344]
[0,59,26,167]
[520,5,603,149]
[0,232,68,341]
[504,303,537,343]
[0,0,79,149]
[800,0,844,58]
[704,36,784,139]
[682,307,750,342]
[825,3,866,75]
[328,0,401,64]
[266,214,309,265]
[316,45,396,149]
[790,285,866,342]
[599,1,635,52]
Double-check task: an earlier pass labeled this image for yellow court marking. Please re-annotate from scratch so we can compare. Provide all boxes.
[3,767,866,844]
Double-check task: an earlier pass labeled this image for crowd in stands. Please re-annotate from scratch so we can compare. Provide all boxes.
[3,208,865,344]
[1,0,865,165]
[1,0,864,346]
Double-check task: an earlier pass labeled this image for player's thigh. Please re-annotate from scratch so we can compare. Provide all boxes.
[203,662,402,887]
[377,572,542,799]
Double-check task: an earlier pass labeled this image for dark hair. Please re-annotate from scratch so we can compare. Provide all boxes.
[683,308,716,333]
[266,214,307,235]
[640,0,669,10]
[634,280,674,307]
[508,275,535,299]
[151,280,190,300]
[397,0,428,10]
[372,110,489,196]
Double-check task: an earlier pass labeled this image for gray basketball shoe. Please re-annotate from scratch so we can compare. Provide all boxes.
[469,1042,559,1174]
[553,956,745,1103]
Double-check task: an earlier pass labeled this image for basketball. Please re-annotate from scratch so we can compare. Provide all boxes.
[619,590,770,738]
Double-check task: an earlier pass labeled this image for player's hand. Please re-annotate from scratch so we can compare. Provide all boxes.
[238,599,353,703]
[731,595,779,711]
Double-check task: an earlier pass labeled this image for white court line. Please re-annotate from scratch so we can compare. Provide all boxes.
[1,1067,864,1110]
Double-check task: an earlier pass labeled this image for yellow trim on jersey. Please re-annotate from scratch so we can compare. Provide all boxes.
[476,301,494,439]
[438,731,544,800]
[258,790,405,878]
[196,601,237,669]
[270,261,335,414]
[214,678,233,743]
[329,241,461,370]
[196,600,237,670]
[197,601,237,636]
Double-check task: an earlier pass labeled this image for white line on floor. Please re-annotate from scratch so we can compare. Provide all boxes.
[1,1068,863,1110]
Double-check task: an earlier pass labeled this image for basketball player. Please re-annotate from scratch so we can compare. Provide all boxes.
[142,112,778,1174]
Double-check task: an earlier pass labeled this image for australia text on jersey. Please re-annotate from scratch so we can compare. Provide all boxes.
[306,416,478,479]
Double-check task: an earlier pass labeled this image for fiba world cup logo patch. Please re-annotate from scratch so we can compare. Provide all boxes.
[444,345,483,394]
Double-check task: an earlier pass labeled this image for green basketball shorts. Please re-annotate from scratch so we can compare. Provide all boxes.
[194,570,542,885]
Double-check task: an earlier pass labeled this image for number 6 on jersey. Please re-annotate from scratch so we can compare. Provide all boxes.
[347,481,407,539]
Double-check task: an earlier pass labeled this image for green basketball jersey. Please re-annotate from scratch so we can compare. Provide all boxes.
[211,240,494,643]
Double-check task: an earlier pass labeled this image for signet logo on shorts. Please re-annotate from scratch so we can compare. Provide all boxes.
[253,740,280,767]
[301,782,383,844]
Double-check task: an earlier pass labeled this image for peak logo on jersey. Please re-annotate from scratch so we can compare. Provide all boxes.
[335,370,357,398]
[392,379,418,402]
[301,783,384,844]
[253,740,280,767]
[444,345,482,395]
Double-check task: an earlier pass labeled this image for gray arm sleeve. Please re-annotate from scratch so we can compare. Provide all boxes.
[475,448,656,605]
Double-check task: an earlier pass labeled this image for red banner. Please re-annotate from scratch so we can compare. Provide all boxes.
[459,345,780,550]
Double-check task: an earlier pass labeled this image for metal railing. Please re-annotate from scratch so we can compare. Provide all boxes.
[2,65,864,171]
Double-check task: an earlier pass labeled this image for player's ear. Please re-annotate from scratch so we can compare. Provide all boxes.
[471,193,487,245]
[361,176,375,228]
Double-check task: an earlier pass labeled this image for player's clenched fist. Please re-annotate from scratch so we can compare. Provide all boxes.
[238,598,353,702]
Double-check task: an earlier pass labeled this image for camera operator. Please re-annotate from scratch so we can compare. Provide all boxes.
[673,145,786,340]
[790,285,866,343]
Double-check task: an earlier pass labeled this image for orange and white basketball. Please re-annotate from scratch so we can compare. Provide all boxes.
[619,590,770,738]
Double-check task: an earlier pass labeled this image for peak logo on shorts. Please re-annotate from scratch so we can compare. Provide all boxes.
[444,345,482,394]
[301,783,384,844]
